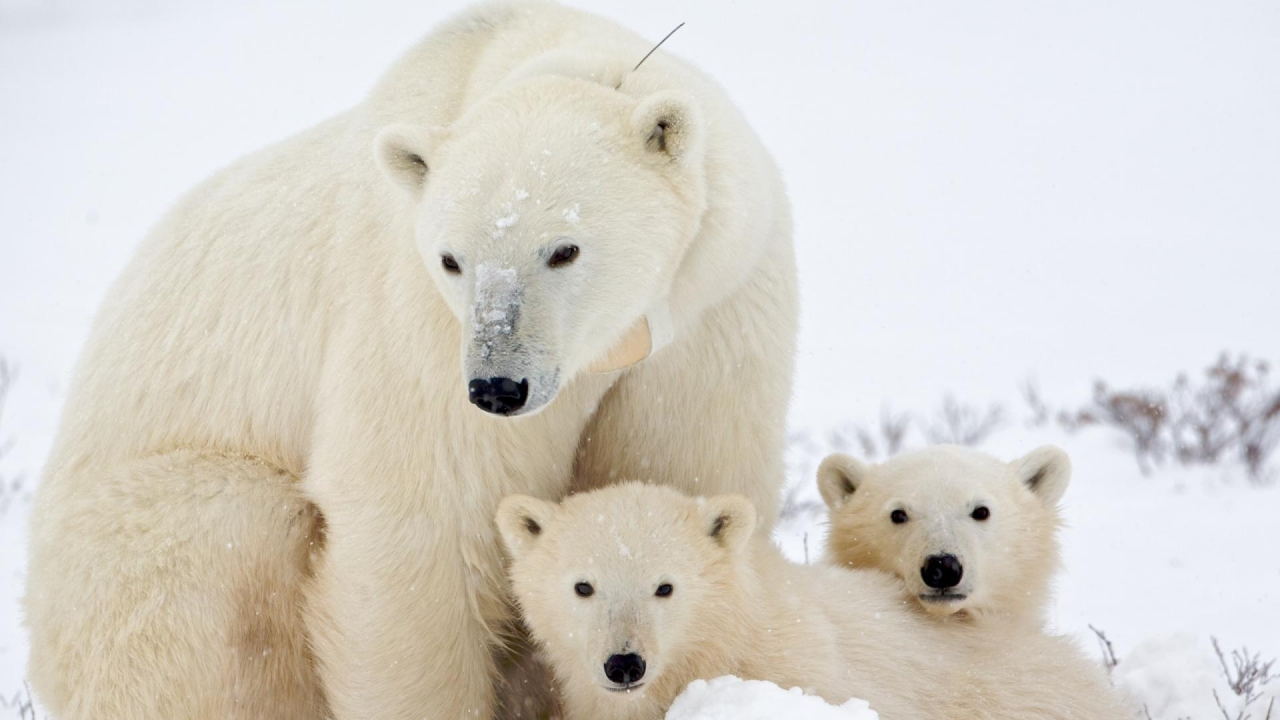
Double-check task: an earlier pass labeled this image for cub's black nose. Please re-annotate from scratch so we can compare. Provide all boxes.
[467,377,529,415]
[603,653,646,685]
[922,554,964,589]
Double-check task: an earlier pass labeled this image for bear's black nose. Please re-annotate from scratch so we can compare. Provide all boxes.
[603,653,646,685]
[467,377,529,415]
[921,554,964,589]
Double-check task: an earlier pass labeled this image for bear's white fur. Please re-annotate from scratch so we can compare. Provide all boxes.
[497,483,1128,720]
[819,445,1069,626]
[24,3,796,717]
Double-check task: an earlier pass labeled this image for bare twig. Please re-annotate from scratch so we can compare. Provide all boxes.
[1021,379,1051,428]
[1088,624,1119,672]
[0,682,40,719]
[1213,687,1235,720]
[632,22,685,72]
[878,405,910,456]
[777,480,824,522]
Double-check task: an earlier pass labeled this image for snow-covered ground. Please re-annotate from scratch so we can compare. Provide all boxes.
[1,0,1277,718]
[667,676,879,720]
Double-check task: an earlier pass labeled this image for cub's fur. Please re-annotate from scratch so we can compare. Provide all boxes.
[497,482,1126,720]
[821,444,1069,626]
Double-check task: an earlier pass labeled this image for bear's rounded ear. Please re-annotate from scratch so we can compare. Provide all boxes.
[495,494,557,561]
[374,123,446,197]
[699,494,756,554]
[1013,445,1071,506]
[631,91,704,169]
[818,453,868,510]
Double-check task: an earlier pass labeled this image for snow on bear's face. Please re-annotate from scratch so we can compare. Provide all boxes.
[375,77,707,416]
[496,484,754,702]
[818,445,1070,621]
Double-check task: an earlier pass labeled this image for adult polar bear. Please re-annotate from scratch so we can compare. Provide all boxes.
[24,3,796,718]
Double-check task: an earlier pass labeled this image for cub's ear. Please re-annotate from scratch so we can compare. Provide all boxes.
[1013,446,1072,506]
[631,91,704,169]
[818,453,869,510]
[374,123,446,196]
[699,494,757,554]
[495,494,557,561]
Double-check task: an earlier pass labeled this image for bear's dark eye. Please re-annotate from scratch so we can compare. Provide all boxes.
[890,509,908,525]
[441,254,461,274]
[574,582,594,598]
[971,506,991,521]
[655,583,674,598]
[547,244,579,268]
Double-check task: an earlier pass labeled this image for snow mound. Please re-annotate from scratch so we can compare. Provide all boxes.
[666,676,879,720]
[1115,634,1280,720]
[1114,634,1224,718]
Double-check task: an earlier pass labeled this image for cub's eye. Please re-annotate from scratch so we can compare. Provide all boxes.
[655,583,674,598]
[574,582,594,598]
[441,254,461,274]
[971,506,991,521]
[547,244,579,268]
[890,509,909,525]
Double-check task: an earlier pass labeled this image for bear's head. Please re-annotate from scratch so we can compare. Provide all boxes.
[496,483,755,705]
[374,75,707,417]
[818,445,1070,623]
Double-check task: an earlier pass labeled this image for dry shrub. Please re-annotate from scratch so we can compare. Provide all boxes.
[1090,628,1277,720]
[921,394,1006,447]
[828,405,911,461]
[1051,354,1279,483]
[1213,638,1278,720]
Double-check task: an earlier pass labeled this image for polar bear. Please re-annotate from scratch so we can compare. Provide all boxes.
[24,3,796,718]
[496,483,1128,720]
[818,445,1070,626]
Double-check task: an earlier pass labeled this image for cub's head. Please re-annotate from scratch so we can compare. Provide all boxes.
[495,484,754,707]
[374,75,706,417]
[818,445,1070,623]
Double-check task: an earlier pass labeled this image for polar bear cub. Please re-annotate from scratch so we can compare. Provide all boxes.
[496,482,1126,720]
[818,444,1069,626]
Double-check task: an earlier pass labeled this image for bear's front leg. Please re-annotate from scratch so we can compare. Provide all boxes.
[302,393,512,720]
[305,504,506,720]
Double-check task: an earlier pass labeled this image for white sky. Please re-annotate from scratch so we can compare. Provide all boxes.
[2,0,1276,438]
